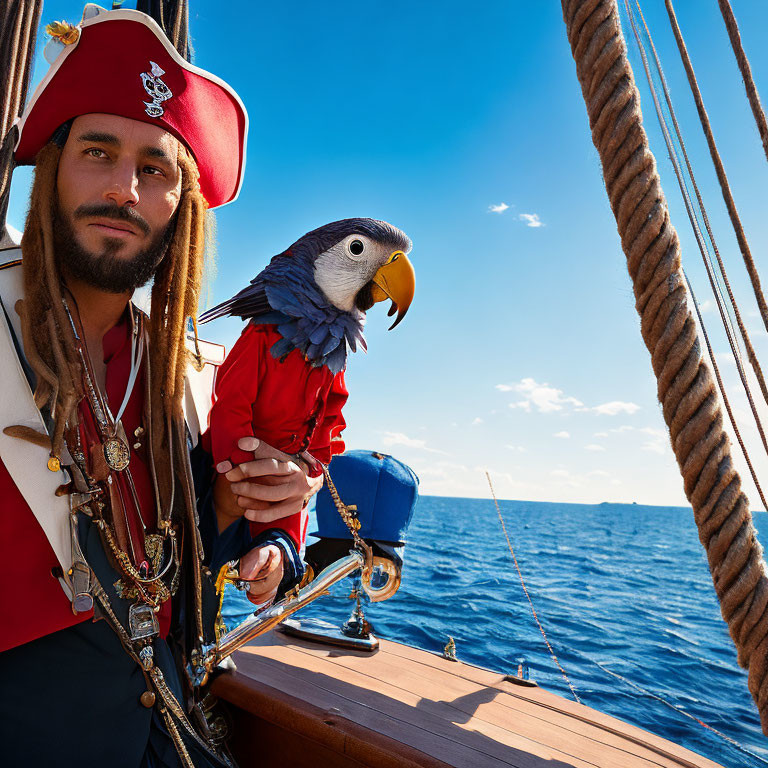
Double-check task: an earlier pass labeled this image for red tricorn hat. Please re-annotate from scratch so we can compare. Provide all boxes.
[14,7,248,209]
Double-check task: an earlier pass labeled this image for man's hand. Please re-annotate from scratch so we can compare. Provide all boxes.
[213,437,323,532]
[239,544,283,605]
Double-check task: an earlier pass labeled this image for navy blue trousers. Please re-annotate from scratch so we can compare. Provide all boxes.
[0,511,229,768]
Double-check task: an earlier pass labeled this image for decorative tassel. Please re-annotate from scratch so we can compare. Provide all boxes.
[45,21,80,46]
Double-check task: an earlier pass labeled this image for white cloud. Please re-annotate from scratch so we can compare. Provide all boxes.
[503,377,584,413]
[489,202,510,213]
[416,461,469,479]
[381,431,447,454]
[549,469,582,487]
[506,444,527,453]
[554,431,570,439]
[471,417,484,426]
[585,444,606,452]
[593,431,609,438]
[640,427,667,454]
[519,212,544,228]
[592,401,641,416]
[498,378,641,419]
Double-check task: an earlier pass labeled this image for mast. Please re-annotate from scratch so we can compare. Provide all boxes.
[0,0,43,235]
[561,0,768,734]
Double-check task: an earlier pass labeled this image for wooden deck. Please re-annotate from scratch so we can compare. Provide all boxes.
[211,630,723,768]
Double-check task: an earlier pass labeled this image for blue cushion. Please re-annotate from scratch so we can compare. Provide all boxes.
[314,450,419,545]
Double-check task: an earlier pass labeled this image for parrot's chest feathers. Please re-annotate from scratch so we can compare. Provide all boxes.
[263,299,366,376]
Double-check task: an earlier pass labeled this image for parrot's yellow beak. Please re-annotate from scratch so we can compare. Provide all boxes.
[370,251,415,330]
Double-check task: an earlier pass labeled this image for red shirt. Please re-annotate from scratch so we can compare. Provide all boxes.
[202,322,348,546]
[0,309,169,652]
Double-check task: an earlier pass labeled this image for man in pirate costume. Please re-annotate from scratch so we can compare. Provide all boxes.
[0,6,316,766]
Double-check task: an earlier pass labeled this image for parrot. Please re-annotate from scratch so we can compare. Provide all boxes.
[199,218,414,374]
[198,218,415,550]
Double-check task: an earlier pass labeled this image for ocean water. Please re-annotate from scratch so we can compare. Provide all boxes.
[222,497,768,767]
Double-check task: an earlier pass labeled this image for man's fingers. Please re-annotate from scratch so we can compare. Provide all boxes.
[232,480,294,503]
[216,460,233,474]
[241,544,283,605]
[224,458,298,482]
[240,547,270,579]
[238,436,294,463]
[244,501,301,524]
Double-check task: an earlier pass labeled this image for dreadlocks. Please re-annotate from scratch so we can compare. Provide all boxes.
[16,138,208,511]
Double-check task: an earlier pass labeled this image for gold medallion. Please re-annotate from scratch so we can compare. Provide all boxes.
[47,456,61,472]
[103,436,131,471]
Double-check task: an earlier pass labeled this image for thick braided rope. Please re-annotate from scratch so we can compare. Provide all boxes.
[0,0,43,226]
[562,0,768,733]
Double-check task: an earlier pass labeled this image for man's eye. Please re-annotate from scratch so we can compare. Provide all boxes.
[85,148,107,158]
[142,166,164,176]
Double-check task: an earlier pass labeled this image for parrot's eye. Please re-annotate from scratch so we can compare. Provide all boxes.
[349,239,365,256]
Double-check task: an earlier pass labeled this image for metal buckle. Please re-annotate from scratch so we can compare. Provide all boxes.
[129,602,159,645]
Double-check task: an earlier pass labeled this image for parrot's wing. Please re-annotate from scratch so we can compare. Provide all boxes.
[198,279,272,324]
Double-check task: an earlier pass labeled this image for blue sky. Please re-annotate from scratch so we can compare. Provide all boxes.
[10,1,768,506]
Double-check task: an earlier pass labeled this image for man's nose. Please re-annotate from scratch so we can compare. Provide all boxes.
[103,159,140,208]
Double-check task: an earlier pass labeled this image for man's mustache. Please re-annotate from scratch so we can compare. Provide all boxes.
[73,203,151,237]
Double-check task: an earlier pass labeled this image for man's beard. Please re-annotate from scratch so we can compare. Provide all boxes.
[53,202,175,294]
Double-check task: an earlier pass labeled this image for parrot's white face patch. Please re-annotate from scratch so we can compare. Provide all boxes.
[141,61,173,118]
[314,234,393,312]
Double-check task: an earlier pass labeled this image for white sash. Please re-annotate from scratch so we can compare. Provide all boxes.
[0,247,73,596]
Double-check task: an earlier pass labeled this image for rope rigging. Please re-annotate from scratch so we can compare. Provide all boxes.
[623,0,768,506]
[663,0,768,341]
[684,271,768,512]
[717,0,768,168]
[562,0,768,734]
[0,0,43,231]
[486,472,767,760]
[485,473,581,704]
[597,662,768,767]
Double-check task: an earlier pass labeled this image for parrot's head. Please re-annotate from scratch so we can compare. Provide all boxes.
[297,218,414,329]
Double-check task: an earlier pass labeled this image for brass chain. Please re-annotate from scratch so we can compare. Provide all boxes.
[99,521,171,607]
[321,466,373,580]
[321,465,364,549]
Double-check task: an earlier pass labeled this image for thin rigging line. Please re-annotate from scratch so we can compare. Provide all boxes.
[625,0,768,470]
[596,662,768,767]
[685,270,768,511]
[634,1,744,368]
[717,0,768,165]
[663,0,768,338]
[485,472,581,704]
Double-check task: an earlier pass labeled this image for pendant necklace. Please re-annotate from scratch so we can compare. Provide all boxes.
[63,297,143,474]
[62,296,177,594]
